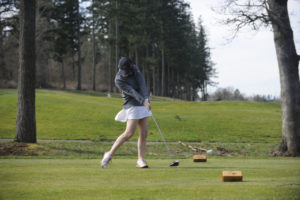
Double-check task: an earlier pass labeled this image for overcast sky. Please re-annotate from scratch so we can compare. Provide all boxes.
[186,0,300,97]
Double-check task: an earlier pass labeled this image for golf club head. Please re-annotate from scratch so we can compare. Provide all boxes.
[170,160,179,167]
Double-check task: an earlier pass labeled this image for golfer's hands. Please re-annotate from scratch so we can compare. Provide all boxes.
[143,99,151,111]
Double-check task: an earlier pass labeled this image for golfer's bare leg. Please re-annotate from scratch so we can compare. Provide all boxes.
[108,119,138,156]
[137,117,149,161]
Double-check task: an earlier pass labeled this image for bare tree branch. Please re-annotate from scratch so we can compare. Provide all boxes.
[217,0,271,39]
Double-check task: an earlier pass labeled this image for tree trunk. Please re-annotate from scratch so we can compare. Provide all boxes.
[109,43,113,93]
[0,17,6,80]
[161,43,165,96]
[115,0,119,74]
[72,53,75,81]
[152,42,156,95]
[61,56,66,89]
[177,72,181,99]
[109,4,113,93]
[167,64,170,97]
[152,66,156,96]
[169,68,173,97]
[146,46,150,92]
[268,0,300,156]
[76,0,82,90]
[115,0,120,93]
[144,46,148,78]
[174,70,178,98]
[15,0,36,143]
[147,69,151,95]
[204,81,208,101]
[92,0,96,91]
[157,64,161,96]
[201,81,208,101]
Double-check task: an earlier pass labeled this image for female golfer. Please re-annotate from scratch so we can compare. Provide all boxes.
[101,57,152,168]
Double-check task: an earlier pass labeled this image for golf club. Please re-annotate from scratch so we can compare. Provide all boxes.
[152,113,179,167]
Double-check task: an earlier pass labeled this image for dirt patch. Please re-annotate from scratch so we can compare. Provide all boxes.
[216,147,231,156]
[270,149,292,157]
[178,141,233,157]
[0,142,48,156]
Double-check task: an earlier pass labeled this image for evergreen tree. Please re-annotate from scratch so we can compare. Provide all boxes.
[0,0,19,82]
[195,18,215,101]
[45,0,85,89]
[0,0,217,102]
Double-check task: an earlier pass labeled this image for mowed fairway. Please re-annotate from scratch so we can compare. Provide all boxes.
[0,158,300,200]
[1,89,299,200]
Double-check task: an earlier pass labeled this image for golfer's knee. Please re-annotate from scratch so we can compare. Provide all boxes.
[140,130,148,139]
[123,131,134,140]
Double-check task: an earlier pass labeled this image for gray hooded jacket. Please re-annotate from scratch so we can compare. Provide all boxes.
[115,65,149,109]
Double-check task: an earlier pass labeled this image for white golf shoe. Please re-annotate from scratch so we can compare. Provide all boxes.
[101,152,112,168]
[136,160,149,168]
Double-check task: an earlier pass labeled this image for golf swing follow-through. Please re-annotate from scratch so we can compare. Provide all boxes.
[101,57,178,169]
[101,57,151,169]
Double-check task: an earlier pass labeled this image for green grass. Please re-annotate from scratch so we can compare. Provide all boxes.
[0,89,298,200]
[0,141,279,158]
[0,89,282,143]
[0,158,299,200]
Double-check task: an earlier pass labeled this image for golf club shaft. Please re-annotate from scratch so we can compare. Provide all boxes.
[151,114,174,159]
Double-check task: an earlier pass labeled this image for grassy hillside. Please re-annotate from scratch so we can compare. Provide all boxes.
[0,89,282,143]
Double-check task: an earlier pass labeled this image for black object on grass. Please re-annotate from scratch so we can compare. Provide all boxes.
[170,160,179,167]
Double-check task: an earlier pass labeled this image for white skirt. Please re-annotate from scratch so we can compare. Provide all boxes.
[115,106,152,122]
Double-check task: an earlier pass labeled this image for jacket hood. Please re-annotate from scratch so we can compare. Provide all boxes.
[118,57,132,70]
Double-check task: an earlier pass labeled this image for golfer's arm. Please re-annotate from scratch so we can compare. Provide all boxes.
[135,67,149,99]
[115,79,145,104]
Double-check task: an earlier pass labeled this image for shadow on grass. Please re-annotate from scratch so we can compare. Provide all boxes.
[44,143,140,158]
[46,145,102,156]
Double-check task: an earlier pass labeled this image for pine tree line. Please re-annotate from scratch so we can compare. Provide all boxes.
[0,0,216,101]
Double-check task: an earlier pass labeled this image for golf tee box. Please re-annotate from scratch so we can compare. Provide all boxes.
[193,154,207,162]
[222,171,243,182]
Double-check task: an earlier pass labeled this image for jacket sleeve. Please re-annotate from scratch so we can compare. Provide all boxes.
[134,65,149,99]
[115,77,145,104]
